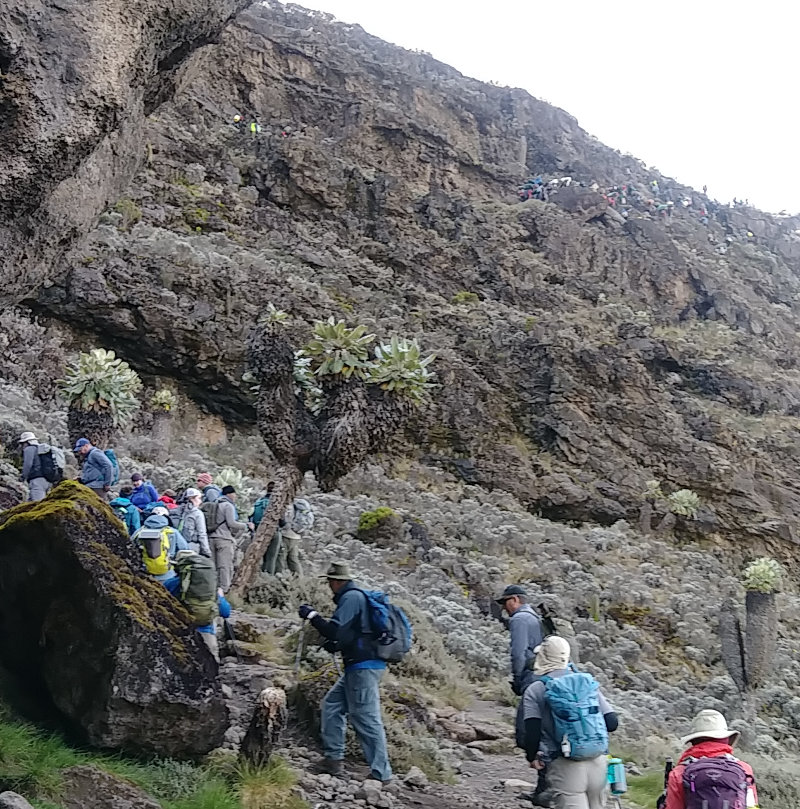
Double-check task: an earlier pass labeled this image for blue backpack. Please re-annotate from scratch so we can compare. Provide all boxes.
[542,671,608,760]
[104,449,120,485]
[356,589,413,663]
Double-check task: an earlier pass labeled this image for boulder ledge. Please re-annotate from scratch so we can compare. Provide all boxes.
[0,481,227,757]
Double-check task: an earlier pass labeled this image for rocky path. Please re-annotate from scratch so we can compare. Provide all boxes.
[217,615,635,809]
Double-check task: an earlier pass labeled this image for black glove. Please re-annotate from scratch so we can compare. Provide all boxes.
[298,604,318,620]
[278,518,287,528]
[322,639,338,653]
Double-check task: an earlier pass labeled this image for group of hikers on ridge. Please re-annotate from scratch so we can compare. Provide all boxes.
[517,174,763,249]
[17,433,761,806]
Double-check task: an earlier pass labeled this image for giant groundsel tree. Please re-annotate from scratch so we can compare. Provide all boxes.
[230,310,434,596]
[59,349,142,448]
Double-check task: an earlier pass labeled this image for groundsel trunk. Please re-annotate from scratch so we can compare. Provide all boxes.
[229,464,303,601]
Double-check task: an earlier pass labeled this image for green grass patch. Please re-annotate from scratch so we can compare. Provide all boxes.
[625,771,664,808]
[0,700,305,809]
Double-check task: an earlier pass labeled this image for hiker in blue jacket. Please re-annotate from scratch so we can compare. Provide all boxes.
[298,561,392,782]
[129,472,159,510]
[74,438,114,500]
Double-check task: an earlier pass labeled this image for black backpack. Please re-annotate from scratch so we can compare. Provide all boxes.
[37,445,65,484]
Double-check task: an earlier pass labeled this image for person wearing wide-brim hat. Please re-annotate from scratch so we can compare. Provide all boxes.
[663,710,758,809]
[18,431,51,502]
[296,561,392,782]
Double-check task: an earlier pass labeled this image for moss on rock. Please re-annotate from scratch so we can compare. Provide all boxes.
[0,481,227,758]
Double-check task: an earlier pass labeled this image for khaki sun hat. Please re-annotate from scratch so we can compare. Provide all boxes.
[680,709,740,747]
[320,561,353,581]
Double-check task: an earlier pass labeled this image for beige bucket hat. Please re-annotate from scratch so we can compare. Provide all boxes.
[680,710,740,746]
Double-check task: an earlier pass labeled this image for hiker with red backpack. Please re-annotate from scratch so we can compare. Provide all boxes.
[664,710,758,809]
[522,635,618,809]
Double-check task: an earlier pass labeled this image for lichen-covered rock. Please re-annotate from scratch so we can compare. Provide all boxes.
[0,481,227,757]
[60,765,161,809]
[0,0,251,304]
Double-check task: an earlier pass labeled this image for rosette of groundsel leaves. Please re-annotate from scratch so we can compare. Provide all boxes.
[59,349,142,447]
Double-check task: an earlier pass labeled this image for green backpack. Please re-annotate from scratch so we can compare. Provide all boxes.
[173,551,218,626]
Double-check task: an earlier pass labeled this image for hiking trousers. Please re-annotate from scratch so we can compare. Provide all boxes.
[546,755,607,809]
[27,477,51,502]
[321,667,392,781]
[279,536,303,575]
[212,536,235,592]
[261,530,282,574]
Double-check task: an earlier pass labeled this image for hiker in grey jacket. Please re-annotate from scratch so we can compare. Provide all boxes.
[207,486,253,592]
[176,488,210,557]
[73,438,113,498]
[18,431,51,501]
[496,584,544,695]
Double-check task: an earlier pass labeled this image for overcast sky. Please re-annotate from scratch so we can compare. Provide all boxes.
[292,0,799,213]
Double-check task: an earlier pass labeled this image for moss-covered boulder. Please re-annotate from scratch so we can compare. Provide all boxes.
[356,507,404,548]
[0,482,227,758]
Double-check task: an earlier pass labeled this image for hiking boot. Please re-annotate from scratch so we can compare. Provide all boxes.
[319,758,344,776]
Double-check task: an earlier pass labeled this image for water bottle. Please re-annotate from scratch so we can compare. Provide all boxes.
[607,757,627,795]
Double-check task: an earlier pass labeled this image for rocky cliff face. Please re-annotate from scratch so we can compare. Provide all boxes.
[0,0,251,304]
[22,1,800,556]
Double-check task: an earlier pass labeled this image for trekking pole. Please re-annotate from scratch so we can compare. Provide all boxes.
[224,618,243,664]
[294,619,306,677]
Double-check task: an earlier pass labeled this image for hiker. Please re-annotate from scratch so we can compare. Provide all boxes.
[129,473,159,510]
[172,488,210,556]
[74,438,114,500]
[132,513,188,592]
[205,485,253,592]
[109,486,142,536]
[522,636,618,809]
[298,562,392,782]
[196,588,231,662]
[496,585,544,696]
[663,709,757,809]
[158,489,179,510]
[251,482,275,528]
[18,432,52,501]
[172,550,228,661]
[253,482,284,574]
[197,472,222,503]
[279,497,314,576]
[497,585,544,764]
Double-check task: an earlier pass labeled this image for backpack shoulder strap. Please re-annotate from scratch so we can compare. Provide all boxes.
[349,588,377,635]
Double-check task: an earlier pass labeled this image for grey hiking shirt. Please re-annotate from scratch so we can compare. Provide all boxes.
[177,503,210,557]
[509,604,543,692]
[522,668,613,758]
[208,496,248,542]
[21,443,41,481]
